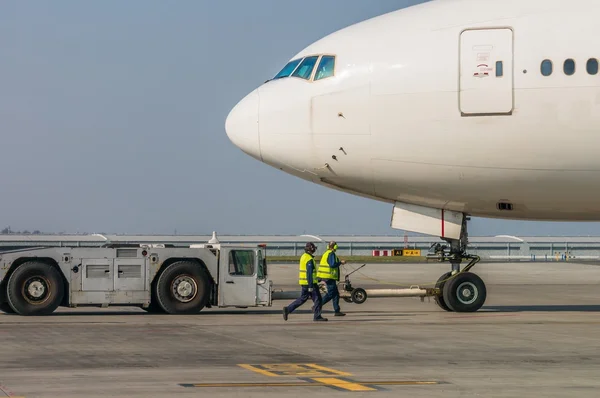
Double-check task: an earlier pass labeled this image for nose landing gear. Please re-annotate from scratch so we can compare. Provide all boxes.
[315,214,486,313]
[427,215,487,312]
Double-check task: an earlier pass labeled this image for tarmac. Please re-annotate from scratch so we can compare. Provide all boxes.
[1,260,600,397]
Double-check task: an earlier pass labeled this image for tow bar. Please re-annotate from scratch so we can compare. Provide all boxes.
[327,264,438,305]
[272,264,439,304]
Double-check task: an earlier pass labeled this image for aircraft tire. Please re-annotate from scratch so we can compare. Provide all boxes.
[434,272,453,312]
[442,272,486,313]
[156,261,210,314]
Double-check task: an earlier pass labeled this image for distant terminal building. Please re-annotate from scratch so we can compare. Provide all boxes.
[0,233,598,260]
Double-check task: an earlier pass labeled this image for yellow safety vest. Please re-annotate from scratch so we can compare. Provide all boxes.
[299,252,317,286]
[317,249,340,281]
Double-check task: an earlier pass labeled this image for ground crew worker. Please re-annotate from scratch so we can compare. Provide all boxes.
[282,242,328,322]
[317,241,346,316]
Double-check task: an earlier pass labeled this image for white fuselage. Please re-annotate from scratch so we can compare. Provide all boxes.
[225,0,600,231]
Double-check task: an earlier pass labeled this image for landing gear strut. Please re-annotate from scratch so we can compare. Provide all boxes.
[427,215,487,312]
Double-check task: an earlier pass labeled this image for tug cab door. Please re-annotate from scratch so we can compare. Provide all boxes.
[219,247,265,307]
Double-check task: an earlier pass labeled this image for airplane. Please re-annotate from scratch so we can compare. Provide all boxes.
[224,0,600,312]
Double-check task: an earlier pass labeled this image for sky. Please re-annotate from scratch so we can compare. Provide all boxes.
[2,0,600,237]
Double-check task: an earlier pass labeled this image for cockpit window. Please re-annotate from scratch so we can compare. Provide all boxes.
[314,55,335,80]
[273,58,302,79]
[292,56,320,80]
[270,55,337,82]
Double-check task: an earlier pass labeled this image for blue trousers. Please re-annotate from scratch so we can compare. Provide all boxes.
[320,279,341,313]
[286,284,322,320]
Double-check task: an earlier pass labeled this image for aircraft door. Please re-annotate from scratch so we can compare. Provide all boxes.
[459,28,513,116]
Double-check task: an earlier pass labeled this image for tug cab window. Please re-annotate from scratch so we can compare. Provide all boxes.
[273,58,302,79]
[315,55,336,80]
[292,56,319,80]
[257,249,265,280]
[228,250,255,276]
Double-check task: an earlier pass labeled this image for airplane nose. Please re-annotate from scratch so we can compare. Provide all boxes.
[225,89,261,161]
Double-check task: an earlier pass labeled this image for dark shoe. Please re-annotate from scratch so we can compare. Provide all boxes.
[283,307,289,321]
[314,317,328,322]
[334,312,346,317]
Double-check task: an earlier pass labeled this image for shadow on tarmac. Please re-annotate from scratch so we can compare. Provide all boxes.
[4,304,600,317]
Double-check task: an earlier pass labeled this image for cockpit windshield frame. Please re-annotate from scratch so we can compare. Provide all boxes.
[314,54,336,81]
[292,55,320,80]
[269,54,337,83]
[273,58,303,80]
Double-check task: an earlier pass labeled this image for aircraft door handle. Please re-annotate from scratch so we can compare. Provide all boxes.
[226,281,234,284]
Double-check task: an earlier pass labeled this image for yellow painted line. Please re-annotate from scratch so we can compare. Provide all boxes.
[305,363,352,376]
[374,381,439,385]
[312,377,376,392]
[181,380,441,389]
[238,363,351,377]
[188,382,317,388]
[260,363,321,376]
[237,364,280,377]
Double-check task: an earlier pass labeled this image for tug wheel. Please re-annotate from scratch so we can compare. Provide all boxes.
[6,261,64,316]
[156,261,210,314]
[0,302,15,314]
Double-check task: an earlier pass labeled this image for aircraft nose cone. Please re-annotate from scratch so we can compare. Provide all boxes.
[225,89,261,161]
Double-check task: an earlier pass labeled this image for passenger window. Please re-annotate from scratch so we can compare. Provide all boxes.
[495,61,503,77]
[587,58,598,75]
[541,60,553,76]
[564,59,575,75]
[228,250,255,276]
[292,56,319,80]
[273,58,302,80]
[315,55,336,80]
